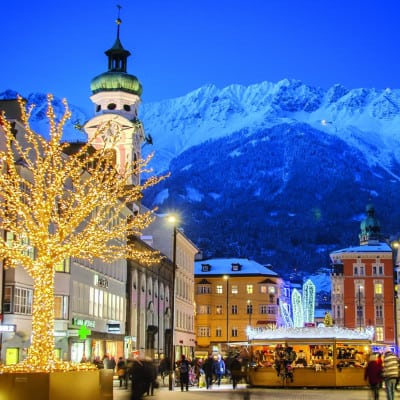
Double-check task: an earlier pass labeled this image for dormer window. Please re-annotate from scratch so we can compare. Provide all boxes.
[231,263,241,271]
[201,263,211,272]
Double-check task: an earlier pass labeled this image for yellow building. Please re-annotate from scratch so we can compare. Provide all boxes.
[194,258,285,356]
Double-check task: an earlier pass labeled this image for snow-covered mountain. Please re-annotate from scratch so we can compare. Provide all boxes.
[139,79,400,178]
[2,79,400,282]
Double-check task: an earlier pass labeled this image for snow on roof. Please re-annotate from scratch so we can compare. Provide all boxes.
[194,258,278,277]
[331,242,392,255]
[248,326,374,341]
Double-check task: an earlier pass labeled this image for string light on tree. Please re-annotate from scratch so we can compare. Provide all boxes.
[0,95,167,372]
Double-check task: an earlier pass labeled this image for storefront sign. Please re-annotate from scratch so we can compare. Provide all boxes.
[0,324,16,332]
[72,317,95,328]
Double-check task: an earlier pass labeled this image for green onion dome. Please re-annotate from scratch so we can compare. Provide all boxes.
[90,71,143,96]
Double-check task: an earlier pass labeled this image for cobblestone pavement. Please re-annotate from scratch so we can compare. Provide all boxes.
[113,380,371,400]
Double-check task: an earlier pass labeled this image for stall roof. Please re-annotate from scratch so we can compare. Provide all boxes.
[248,326,373,341]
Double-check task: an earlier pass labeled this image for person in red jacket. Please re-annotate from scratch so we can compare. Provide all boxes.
[365,353,383,400]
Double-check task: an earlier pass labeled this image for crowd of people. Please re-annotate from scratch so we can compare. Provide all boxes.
[86,352,246,400]
[364,349,400,400]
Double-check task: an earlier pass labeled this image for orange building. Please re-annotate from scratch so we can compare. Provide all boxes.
[330,203,396,349]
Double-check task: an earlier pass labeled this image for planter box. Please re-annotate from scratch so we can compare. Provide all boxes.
[0,369,113,400]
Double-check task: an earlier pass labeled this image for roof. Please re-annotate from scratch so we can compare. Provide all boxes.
[194,258,279,277]
[330,242,392,256]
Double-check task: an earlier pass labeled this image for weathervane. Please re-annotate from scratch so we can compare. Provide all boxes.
[116,4,122,38]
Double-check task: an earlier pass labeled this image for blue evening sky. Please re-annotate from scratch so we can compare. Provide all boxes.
[2,0,400,113]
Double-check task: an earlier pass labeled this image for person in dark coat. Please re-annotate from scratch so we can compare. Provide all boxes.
[230,355,242,389]
[203,354,214,389]
[364,353,383,400]
[179,355,190,392]
[130,358,151,400]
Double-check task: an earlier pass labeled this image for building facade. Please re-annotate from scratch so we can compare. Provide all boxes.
[194,258,283,357]
[330,203,397,349]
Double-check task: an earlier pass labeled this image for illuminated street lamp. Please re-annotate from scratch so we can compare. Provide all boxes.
[168,215,177,391]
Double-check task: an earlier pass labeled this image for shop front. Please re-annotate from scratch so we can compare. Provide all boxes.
[248,326,373,388]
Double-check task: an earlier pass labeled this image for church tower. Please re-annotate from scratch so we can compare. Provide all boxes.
[83,11,145,188]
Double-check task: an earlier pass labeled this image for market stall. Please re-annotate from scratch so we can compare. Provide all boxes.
[248,326,373,388]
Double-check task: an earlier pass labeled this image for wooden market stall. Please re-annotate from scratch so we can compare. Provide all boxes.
[248,326,374,388]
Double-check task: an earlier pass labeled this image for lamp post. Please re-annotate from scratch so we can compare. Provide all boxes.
[358,286,363,331]
[223,275,229,353]
[343,305,347,328]
[247,299,252,343]
[168,216,177,391]
[391,239,399,354]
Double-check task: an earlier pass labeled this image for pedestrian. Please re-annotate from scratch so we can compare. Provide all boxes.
[230,355,242,389]
[179,355,190,391]
[214,354,226,386]
[130,358,148,400]
[382,350,399,400]
[364,353,383,400]
[203,354,214,389]
[117,357,127,389]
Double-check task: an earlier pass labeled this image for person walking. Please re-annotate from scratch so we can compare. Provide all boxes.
[203,354,214,389]
[179,355,190,392]
[364,353,383,400]
[382,350,399,400]
[214,354,226,387]
[117,356,127,388]
[230,355,242,389]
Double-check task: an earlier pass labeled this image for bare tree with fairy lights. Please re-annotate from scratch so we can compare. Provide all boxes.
[0,95,165,372]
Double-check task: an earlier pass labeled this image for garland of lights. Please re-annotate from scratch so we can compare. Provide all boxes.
[302,279,315,324]
[279,302,293,327]
[0,95,167,372]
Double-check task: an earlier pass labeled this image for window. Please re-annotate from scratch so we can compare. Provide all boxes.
[198,327,210,337]
[246,304,253,314]
[3,286,12,313]
[216,285,223,294]
[375,305,383,319]
[216,327,222,337]
[375,282,383,295]
[260,285,267,294]
[198,305,211,314]
[54,295,69,319]
[14,287,33,315]
[216,305,223,314]
[231,305,238,314]
[260,304,268,314]
[268,286,276,294]
[198,285,211,294]
[375,327,384,341]
[231,328,238,337]
[246,285,253,294]
[231,285,238,294]
[268,305,276,314]
[55,258,70,273]
[231,263,241,271]
[201,264,211,272]
[353,266,358,276]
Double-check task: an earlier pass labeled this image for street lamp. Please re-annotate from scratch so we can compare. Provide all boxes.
[343,305,347,328]
[223,275,229,353]
[168,215,177,391]
[358,286,363,331]
[247,299,252,327]
[390,239,399,354]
